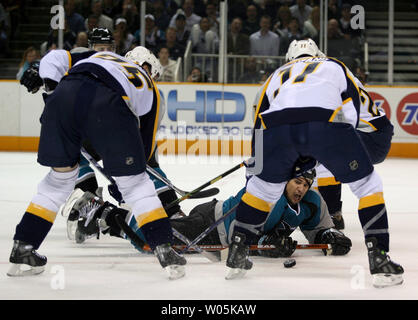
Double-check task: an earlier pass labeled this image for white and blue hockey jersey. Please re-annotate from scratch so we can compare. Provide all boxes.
[254,56,361,130]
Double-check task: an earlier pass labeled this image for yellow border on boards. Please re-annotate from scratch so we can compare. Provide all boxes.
[1,136,417,158]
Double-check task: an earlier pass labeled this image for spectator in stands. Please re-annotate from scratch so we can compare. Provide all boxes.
[134,14,164,55]
[290,0,313,28]
[103,0,120,19]
[205,0,219,34]
[163,26,185,60]
[274,5,292,38]
[174,13,190,47]
[328,18,344,41]
[258,0,280,20]
[47,19,77,52]
[152,0,171,32]
[238,56,260,84]
[187,66,206,82]
[73,31,89,48]
[119,0,140,34]
[0,3,9,57]
[16,46,40,80]
[339,3,362,39]
[303,6,320,44]
[227,17,250,55]
[86,14,99,33]
[242,4,259,36]
[190,16,218,54]
[85,0,114,33]
[286,17,303,43]
[249,15,279,57]
[114,17,135,55]
[227,0,250,21]
[158,45,178,82]
[2,0,21,40]
[113,29,124,55]
[163,0,180,17]
[328,0,340,20]
[355,66,368,84]
[169,0,202,33]
[65,0,86,35]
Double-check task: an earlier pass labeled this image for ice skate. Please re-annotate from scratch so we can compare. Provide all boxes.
[75,191,107,243]
[366,237,404,288]
[7,240,47,277]
[225,232,253,280]
[154,243,187,280]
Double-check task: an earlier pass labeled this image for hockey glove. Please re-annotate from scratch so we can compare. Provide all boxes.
[258,228,297,258]
[315,228,352,256]
[20,61,43,93]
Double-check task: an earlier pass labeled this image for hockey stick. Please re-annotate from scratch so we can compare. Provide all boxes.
[80,147,219,201]
[171,228,221,262]
[115,214,220,262]
[141,243,331,252]
[165,161,246,211]
[81,147,219,261]
[146,165,220,199]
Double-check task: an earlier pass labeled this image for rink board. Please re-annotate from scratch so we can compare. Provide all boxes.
[0,81,417,158]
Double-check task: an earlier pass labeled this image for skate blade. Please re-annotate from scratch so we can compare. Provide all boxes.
[67,220,77,240]
[165,265,186,280]
[60,189,85,217]
[225,267,247,280]
[7,264,45,277]
[372,274,404,288]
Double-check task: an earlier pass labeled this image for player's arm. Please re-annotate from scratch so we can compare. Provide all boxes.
[21,49,96,94]
[300,190,352,255]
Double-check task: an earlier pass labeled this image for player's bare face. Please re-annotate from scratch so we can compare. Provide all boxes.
[285,177,310,205]
[93,44,114,52]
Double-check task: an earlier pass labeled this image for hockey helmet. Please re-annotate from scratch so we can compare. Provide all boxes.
[88,27,115,51]
[125,46,163,81]
[285,38,325,62]
[292,156,317,187]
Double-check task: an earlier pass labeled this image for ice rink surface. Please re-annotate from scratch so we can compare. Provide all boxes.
[0,152,417,301]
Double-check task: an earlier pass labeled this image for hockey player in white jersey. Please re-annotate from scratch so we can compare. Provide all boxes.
[315,77,394,229]
[226,39,403,287]
[8,48,186,280]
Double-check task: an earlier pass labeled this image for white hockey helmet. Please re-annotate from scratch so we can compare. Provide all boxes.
[285,39,325,62]
[125,46,163,80]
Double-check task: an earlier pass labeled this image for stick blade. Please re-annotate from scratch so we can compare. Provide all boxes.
[188,187,220,199]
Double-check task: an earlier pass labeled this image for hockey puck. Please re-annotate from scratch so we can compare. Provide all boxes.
[283,258,296,268]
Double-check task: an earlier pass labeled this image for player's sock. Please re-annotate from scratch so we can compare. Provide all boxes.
[75,156,98,193]
[13,168,78,249]
[233,192,272,244]
[358,192,389,252]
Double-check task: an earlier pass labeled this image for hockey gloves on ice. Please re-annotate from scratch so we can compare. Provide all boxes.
[258,228,297,258]
[20,61,43,93]
[315,228,352,255]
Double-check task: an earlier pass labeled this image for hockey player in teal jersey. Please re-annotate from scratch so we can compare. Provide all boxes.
[61,158,352,259]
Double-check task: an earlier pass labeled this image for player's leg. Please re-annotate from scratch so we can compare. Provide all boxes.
[8,78,84,276]
[85,83,186,279]
[308,122,403,287]
[226,125,297,279]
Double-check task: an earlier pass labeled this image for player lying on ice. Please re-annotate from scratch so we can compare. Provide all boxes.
[63,157,352,259]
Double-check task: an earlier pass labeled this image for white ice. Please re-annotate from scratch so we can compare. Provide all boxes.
[0,152,417,300]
